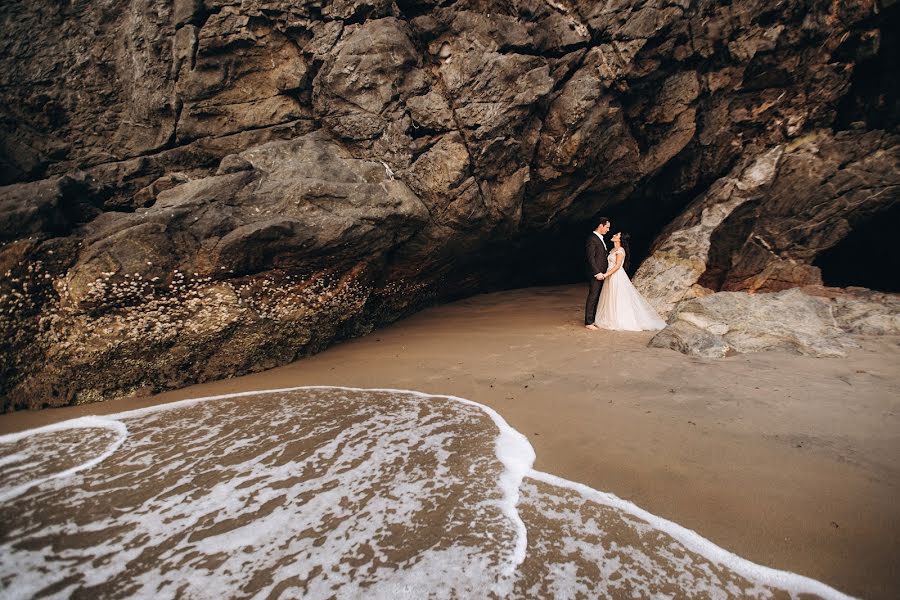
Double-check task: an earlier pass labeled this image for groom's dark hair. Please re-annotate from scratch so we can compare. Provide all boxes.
[595,216,610,228]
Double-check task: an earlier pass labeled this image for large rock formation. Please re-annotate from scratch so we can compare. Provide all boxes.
[634,129,900,318]
[1,0,897,409]
[634,128,899,359]
[632,144,786,318]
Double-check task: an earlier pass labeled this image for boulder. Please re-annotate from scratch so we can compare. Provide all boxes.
[0,172,105,241]
[1,132,427,409]
[651,287,900,358]
[710,131,900,293]
[65,131,427,302]
[632,146,784,318]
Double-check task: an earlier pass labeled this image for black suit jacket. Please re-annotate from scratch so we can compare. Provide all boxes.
[586,234,609,278]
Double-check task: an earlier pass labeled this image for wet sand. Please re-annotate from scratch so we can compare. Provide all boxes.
[2,285,898,599]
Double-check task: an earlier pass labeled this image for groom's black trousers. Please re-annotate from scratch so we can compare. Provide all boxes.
[585,278,603,325]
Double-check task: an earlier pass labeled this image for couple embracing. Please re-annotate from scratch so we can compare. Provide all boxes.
[584,217,666,332]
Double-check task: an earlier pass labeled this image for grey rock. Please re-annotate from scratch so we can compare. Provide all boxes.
[709,131,900,293]
[0,173,104,241]
[406,91,455,132]
[133,173,192,207]
[633,146,785,318]
[0,177,73,241]
[64,131,428,308]
[826,288,900,335]
[651,287,899,358]
[216,155,253,175]
[314,18,425,143]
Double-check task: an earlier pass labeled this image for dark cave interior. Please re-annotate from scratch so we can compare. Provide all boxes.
[813,202,900,293]
[508,158,718,289]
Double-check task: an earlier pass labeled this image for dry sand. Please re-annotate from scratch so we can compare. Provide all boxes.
[2,285,898,599]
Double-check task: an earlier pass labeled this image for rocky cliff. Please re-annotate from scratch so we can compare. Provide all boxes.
[1,0,897,410]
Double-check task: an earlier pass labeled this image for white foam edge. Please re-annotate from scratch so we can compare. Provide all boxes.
[526,470,855,600]
[0,386,856,599]
[0,416,128,504]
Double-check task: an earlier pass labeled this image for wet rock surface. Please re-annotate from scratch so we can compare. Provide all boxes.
[1,0,898,409]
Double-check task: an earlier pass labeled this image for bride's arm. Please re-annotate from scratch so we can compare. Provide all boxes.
[605,252,625,277]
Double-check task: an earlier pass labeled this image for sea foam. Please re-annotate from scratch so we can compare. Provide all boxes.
[0,387,854,599]
[0,416,127,504]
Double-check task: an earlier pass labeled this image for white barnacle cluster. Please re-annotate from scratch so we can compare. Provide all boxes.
[179,285,245,336]
[231,268,382,330]
[331,278,371,312]
[0,260,58,355]
[48,270,248,358]
[370,277,436,311]
[46,269,293,360]
[300,273,372,325]
[80,270,159,309]
[374,278,430,297]
[0,261,47,314]
[0,272,32,318]
[9,260,403,374]
[231,272,313,322]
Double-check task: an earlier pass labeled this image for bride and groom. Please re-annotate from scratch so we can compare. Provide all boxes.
[584,217,666,332]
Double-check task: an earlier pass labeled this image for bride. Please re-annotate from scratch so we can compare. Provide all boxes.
[594,232,667,331]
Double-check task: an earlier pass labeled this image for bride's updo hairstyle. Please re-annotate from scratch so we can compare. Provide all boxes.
[617,232,631,271]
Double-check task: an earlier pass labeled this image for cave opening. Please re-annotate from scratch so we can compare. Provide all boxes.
[508,199,696,289]
[812,202,900,293]
[515,151,728,288]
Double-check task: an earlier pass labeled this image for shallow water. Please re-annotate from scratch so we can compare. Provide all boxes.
[0,388,851,599]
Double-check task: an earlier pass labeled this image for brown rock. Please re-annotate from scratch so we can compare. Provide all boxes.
[0,0,895,409]
[636,130,900,316]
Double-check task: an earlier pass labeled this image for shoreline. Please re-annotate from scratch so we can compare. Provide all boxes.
[2,285,898,599]
[2,385,854,599]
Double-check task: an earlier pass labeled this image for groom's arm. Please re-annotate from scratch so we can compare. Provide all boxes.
[586,239,605,278]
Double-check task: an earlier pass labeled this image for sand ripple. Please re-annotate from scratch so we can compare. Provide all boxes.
[0,388,852,599]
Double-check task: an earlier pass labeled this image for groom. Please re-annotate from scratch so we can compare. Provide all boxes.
[584,217,611,330]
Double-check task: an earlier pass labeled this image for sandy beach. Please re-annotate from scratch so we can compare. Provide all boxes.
[2,285,898,599]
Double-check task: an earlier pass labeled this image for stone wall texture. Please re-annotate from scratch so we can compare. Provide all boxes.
[1,0,897,409]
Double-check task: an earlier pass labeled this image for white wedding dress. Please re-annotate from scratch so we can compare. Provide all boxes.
[595,248,667,331]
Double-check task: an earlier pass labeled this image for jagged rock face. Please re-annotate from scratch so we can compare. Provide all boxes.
[650,286,900,358]
[0,0,896,409]
[632,144,786,318]
[634,130,900,317]
[699,130,900,293]
[66,132,428,307]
